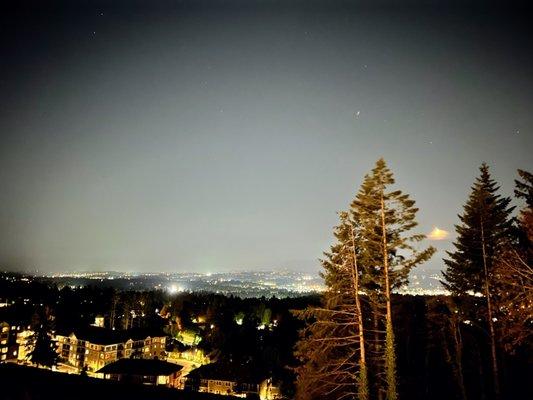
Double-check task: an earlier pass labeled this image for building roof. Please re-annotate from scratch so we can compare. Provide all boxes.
[57,326,166,345]
[187,361,267,384]
[97,359,183,376]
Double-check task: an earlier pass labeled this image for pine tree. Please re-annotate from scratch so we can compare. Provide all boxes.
[352,158,435,400]
[492,244,533,352]
[295,158,434,400]
[514,169,533,208]
[514,169,533,263]
[294,212,369,400]
[442,163,514,399]
[28,307,59,368]
[347,213,370,400]
[492,169,533,353]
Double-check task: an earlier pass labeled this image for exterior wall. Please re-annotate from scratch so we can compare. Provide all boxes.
[205,379,238,396]
[241,382,260,397]
[87,343,120,371]
[103,371,180,388]
[193,377,281,399]
[0,323,31,362]
[124,339,144,358]
[141,337,166,359]
[93,317,105,327]
[167,348,209,365]
[0,322,10,361]
[56,335,88,369]
[16,328,33,361]
[169,371,181,388]
[259,379,282,400]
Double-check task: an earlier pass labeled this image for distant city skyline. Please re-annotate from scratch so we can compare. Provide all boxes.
[1,1,532,274]
[1,269,445,297]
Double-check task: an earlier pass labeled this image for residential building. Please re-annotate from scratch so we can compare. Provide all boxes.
[0,322,10,361]
[166,346,210,365]
[0,321,32,362]
[97,358,183,388]
[14,325,33,361]
[186,362,282,399]
[55,326,166,372]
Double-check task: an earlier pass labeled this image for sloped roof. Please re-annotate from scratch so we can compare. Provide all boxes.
[187,361,267,384]
[57,326,166,345]
[97,359,183,376]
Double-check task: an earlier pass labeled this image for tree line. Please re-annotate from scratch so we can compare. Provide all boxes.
[293,159,532,400]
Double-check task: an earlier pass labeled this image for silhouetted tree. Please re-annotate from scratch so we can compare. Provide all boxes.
[352,158,435,400]
[294,212,369,400]
[442,163,514,399]
[295,159,434,400]
[492,169,533,353]
[426,298,467,400]
[28,307,58,368]
[514,169,533,208]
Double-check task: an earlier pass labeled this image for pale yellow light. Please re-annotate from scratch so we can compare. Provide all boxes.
[427,227,450,241]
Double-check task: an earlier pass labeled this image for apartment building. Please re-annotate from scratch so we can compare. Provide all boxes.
[55,326,166,372]
[186,362,282,399]
[0,321,32,362]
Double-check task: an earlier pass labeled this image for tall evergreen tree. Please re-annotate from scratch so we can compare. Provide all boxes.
[492,169,533,353]
[442,163,514,399]
[28,307,58,368]
[352,158,435,400]
[294,212,369,400]
[295,158,434,400]
[492,243,533,353]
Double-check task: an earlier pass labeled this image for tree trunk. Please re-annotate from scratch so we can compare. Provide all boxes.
[380,190,398,400]
[110,295,118,330]
[451,317,467,400]
[349,224,369,400]
[480,218,500,399]
[373,308,384,400]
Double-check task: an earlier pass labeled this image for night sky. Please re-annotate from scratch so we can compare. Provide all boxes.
[1,1,532,274]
